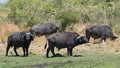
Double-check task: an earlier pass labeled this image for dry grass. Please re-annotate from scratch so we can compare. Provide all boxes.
[0,23,21,43]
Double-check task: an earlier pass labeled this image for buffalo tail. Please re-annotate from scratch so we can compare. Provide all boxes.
[44,40,47,49]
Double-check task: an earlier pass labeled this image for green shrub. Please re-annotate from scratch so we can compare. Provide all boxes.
[7,0,120,33]
[56,10,79,31]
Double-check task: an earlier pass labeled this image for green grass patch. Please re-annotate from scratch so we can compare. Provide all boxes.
[0,53,120,68]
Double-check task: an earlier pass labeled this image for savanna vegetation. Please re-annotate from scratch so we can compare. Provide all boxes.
[6,0,120,32]
[0,0,120,68]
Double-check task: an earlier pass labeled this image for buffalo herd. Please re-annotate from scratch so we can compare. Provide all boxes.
[6,23,118,58]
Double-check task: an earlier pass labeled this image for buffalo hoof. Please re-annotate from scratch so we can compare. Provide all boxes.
[52,55,56,57]
[23,55,28,57]
[16,55,19,56]
[23,55,25,57]
[46,56,49,58]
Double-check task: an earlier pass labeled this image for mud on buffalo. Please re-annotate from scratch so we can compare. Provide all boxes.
[6,31,34,57]
[44,32,88,58]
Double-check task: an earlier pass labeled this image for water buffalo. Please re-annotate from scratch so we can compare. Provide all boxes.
[44,32,88,58]
[6,31,35,57]
[30,22,61,37]
[86,25,118,43]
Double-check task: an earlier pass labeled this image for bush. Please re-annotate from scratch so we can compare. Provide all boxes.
[55,10,79,31]
[7,0,120,33]
[8,0,49,26]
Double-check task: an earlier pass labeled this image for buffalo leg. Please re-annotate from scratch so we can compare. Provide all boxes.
[69,48,73,56]
[14,47,19,56]
[67,47,73,56]
[26,48,28,56]
[101,35,106,43]
[86,34,90,42]
[6,45,10,56]
[46,47,51,58]
[51,47,55,57]
[67,48,70,56]
[22,47,26,56]
[46,41,54,58]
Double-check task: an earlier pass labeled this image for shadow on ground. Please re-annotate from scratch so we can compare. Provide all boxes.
[72,55,83,57]
[50,53,84,58]
[50,53,65,58]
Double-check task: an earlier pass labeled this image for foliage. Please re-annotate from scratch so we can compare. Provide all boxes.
[56,10,79,31]
[7,0,120,32]
[0,4,9,25]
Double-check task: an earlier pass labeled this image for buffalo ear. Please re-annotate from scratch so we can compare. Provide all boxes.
[30,35,34,41]
[29,32,35,41]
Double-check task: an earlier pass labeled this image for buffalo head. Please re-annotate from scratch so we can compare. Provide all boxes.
[110,35,118,40]
[76,35,88,44]
[21,32,35,42]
